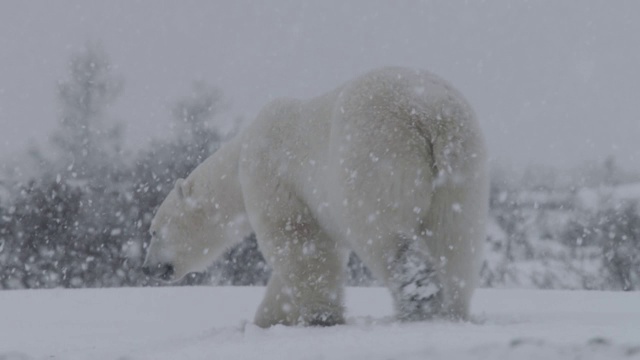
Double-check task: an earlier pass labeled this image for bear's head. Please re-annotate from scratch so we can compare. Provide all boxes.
[142,178,216,282]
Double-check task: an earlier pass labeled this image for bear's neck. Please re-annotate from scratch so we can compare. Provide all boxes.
[186,135,251,239]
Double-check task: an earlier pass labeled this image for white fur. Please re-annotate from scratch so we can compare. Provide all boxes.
[143,67,488,327]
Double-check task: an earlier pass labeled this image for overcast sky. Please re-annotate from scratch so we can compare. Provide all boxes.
[1,0,639,171]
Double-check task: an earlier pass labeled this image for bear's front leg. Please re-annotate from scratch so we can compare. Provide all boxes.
[254,256,346,327]
[254,273,300,327]
[253,221,347,326]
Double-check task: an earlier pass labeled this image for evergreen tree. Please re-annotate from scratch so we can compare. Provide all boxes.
[50,43,124,183]
[0,44,130,288]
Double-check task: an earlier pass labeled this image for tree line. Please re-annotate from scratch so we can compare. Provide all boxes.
[1,44,638,290]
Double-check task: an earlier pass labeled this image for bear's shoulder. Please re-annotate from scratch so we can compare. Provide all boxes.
[256,97,301,122]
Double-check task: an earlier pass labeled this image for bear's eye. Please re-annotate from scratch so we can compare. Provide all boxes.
[151,230,157,238]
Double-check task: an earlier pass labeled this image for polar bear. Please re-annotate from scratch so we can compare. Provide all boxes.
[142,67,488,327]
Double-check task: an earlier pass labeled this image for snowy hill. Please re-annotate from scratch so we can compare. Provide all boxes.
[2,287,640,360]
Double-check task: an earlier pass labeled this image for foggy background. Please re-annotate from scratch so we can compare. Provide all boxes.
[2,0,639,170]
[1,1,639,291]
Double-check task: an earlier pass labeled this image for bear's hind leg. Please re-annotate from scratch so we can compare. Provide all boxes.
[340,223,445,321]
[388,236,444,321]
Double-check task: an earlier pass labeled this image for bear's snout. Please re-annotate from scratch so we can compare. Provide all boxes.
[142,262,175,281]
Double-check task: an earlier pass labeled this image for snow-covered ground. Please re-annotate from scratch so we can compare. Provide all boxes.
[1,287,640,360]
